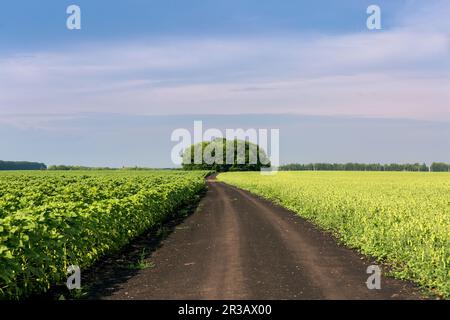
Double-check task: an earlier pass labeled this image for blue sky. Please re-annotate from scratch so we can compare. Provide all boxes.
[1,0,401,49]
[0,1,449,166]
[1,113,449,167]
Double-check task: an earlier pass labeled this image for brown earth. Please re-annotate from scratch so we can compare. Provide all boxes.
[89,177,425,300]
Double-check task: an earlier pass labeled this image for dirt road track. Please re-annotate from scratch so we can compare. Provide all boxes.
[99,178,424,300]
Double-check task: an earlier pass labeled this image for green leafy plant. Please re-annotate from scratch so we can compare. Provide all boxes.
[0,170,209,299]
[127,249,155,270]
[218,171,450,298]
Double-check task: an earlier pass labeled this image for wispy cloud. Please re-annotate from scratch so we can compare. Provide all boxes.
[0,1,449,121]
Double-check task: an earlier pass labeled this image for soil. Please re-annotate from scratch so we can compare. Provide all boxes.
[85,177,426,300]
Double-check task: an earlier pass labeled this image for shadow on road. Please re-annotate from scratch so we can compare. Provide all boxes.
[82,193,205,300]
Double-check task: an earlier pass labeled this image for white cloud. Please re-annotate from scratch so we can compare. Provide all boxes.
[1,2,449,122]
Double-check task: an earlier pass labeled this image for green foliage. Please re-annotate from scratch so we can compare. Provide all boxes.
[281,162,431,172]
[218,171,450,298]
[127,249,155,270]
[0,161,46,171]
[48,165,173,171]
[430,162,450,172]
[0,170,208,299]
[181,138,270,172]
[47,165,113,170]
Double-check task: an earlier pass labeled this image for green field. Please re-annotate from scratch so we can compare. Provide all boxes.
[218,171,450,297]
[0,170,208,299]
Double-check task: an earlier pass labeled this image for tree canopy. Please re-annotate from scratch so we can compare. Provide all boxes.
[181,138,270,172]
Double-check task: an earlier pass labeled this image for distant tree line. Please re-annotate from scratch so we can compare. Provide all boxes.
[280,162,450,172]
[430,162,450,172]
[47,165,114,170]
[0,160,47,170]
[2,160,449,172]
[47,165,162,171]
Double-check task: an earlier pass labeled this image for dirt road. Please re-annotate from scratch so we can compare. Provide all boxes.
[97,178,424,300]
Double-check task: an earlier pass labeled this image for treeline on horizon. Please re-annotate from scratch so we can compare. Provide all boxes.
[280,162,450,172]
[48,165,114,170]
[0,160,46,171]
[47,165,165,171]
[0,162,160,171]
[1,160,450,172]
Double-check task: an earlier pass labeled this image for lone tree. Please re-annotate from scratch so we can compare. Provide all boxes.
[181,138,270,172]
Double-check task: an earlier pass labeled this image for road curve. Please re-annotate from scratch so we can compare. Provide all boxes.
[101,178,424,300]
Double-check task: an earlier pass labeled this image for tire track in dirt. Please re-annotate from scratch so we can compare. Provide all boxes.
[96,179,425,300]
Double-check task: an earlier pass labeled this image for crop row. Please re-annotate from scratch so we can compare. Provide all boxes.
[218,171,450,298]
[0,170,208,299]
